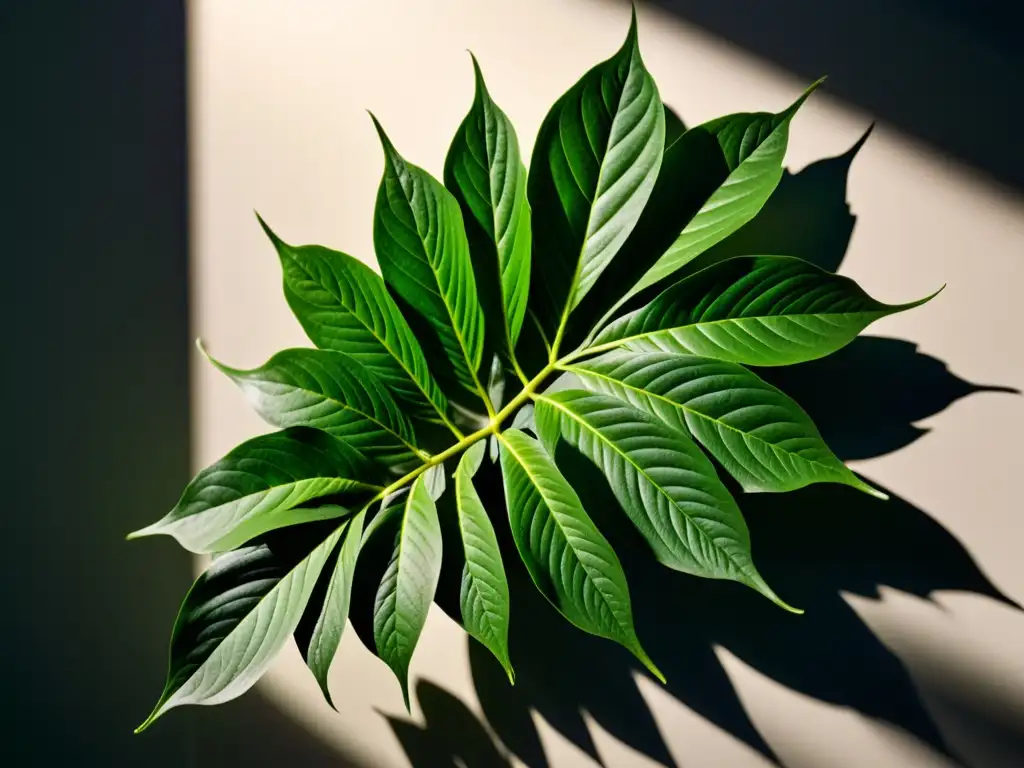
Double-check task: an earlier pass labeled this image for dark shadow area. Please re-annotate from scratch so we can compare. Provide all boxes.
[4,4,358,766]
[387,130,1021,767]
[643,0,1024,191]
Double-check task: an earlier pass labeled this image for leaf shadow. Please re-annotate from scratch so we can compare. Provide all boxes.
[382,129,1021,768]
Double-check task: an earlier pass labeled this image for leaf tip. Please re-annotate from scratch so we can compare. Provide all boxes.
[367,111,399,161]
[783,76,827,120]
[254,211,287,250]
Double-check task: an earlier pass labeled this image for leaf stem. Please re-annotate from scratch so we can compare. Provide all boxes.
[367,361,557,521]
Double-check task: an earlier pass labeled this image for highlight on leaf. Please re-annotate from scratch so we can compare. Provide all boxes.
[128,7,939,731]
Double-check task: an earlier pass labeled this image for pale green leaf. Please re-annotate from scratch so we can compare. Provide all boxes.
[624,80,822,301]
[128,427,381,554]
[455,442,514,681]
[534,391,795,610]
[592,256,938,365]
[303,507,366,708]
[498,429,662,680]
[135,525,343,731]
[569,351,885,498]
[373,468,444,708]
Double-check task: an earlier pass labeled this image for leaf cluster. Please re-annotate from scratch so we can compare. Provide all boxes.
[130,9,936,730]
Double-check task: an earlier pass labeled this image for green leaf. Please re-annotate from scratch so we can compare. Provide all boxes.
[128,427,381,554]
[260,216,449,421]
[371,116,487,399]
[203,345,424,467]
[624,80,822,301]
[569,351,885,498]
[445,56,532,351]
[591,256,939,365]
[303,507,366,708]
[497,429,662,679]
[135,525,343,732]
[534,391,795,611]
[455,442,514,681]
[527,9,665,340]
[373,467,444,708]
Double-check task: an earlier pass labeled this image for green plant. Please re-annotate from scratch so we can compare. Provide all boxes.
[130,9,937,731]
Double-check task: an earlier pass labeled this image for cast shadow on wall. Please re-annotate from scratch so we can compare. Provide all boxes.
[381,129,1020,767]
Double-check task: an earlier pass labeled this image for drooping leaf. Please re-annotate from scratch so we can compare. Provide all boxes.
[259,216,449,422]
[622,80,823,302]
[204,346,423,467]
[128,427,381,554]
[373,467,444,708]
[527,8,665,341]
[445,56,532,353]
[371,117,486,399]
[135,525,343,731]
[590,256,939,365]
[569,352,885,498]
[455,442,513,681]
[497,429,662,679]
[303,507,367,708]
[534,391,795,610]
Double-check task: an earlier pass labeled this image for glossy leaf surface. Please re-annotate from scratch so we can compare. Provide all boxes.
[303,508,366,707]
[261,217,448,420]
[136,526,342,731]
[206,346,422,466]
[445,57,532,351]
[372,118,486,397]
[625,82,821,301]
[569,352,884,498]
[455,442,513,680]
[373,468,444,708]
[593,256,937,365]
[528,10,665,339]
[129,428,380,554]
[498,429,662,679]
[534,391,794,610]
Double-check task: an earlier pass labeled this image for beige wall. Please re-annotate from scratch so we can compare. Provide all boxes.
[189,1,1024,766]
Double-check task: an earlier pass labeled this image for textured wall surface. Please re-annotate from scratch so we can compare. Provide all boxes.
[189,1,1024,766]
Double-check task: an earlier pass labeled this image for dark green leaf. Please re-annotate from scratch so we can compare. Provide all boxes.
[527,9,665,341]
[623,80,822,302]
[569,352,885,498]
[371,117,486,400]
[445,56,532,352]
[260,217,449,423]
[498,429,662,679]
[204,346,423,467]
[128,427,381,554]
[455,442,513,681]
[373,467,444,708]
[135,525,343,731]
[534,391,795,610]
[303,507,366,708]
[591,256,939,365]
